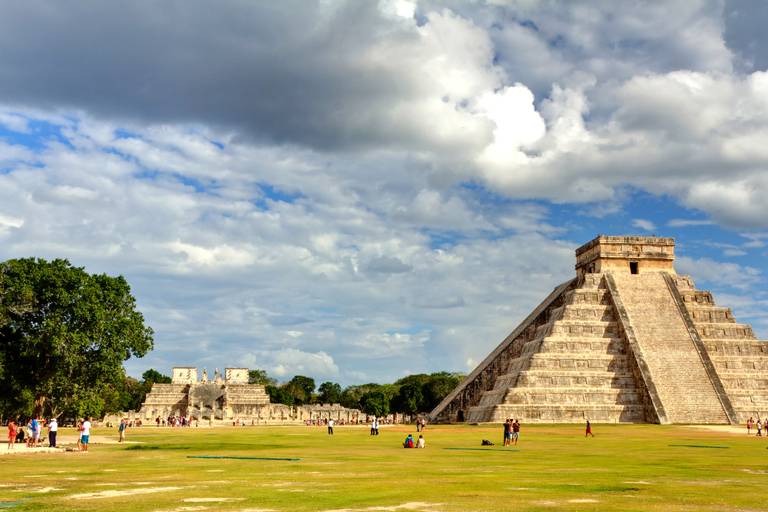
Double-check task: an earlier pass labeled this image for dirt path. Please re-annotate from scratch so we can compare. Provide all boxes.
[0,435,131,455]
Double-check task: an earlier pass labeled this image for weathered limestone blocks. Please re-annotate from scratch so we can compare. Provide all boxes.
[137,366,361,424]
[431,235,768,424]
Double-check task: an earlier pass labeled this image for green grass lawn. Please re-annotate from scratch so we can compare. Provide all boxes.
[2,423,767,511]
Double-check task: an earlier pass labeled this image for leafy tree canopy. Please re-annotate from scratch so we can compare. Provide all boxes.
[318,381,342,404]
[390,381,424,415]
[265,384,294,407]
[0,257,154,419]
[142,369,172,384]
[285,375,315,405]
[360,390,389,417]
[249,369,277,386]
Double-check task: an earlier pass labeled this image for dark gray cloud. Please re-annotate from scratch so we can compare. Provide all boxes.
[0,1,424,150]
[367,256,412,274]
[724,0,768,72]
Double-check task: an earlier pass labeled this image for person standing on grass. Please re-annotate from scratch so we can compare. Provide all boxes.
[512,419,521,445]
[7,421,16,450]
[79,419,91,452]
[758,419,763,437]
[585,419,594,438]
[374,417,379,435]
[747,417,752,435]
[328,418,334,435]
[48,418,58,448]
[421,418,426,431]
[370,417,375,435]
[30,418,40,448]
[118,419,126,443]
[503,419,511,446]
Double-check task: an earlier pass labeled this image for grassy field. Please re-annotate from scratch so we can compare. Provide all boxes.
[1,423,767,511]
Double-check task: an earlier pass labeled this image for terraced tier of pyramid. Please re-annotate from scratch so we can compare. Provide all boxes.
[430,236,768,424]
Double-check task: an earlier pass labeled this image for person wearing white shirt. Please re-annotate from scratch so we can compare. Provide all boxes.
[48,418,58,448]
[79,419,92,452]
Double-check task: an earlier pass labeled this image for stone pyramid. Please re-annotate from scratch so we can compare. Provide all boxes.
[430,236,768,424]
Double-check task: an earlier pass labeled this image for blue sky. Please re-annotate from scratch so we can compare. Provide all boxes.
[1,0,768,386]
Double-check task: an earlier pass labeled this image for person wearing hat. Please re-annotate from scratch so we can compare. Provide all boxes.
[48,418,58,448]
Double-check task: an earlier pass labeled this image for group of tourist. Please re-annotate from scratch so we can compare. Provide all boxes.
[746,417,768,436]
[5,417,90,452]
[502,419,521,446]
[5,417,52,449]
[402,433,426,448]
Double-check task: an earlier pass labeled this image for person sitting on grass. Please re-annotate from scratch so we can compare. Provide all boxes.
[403,434,414,448]
[416,435,426,448]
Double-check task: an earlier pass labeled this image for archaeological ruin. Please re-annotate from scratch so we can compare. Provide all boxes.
[135,366,361,424]
[430,235,768,424]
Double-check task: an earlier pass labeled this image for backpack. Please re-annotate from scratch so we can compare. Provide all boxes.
[481,439,494,446]
[406,437,414,448]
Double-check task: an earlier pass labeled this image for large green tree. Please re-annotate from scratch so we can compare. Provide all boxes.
[285,375,315,406]
[248,369,277,386]
[317,381,342,404]
[390,381,424,415]
[360,390,389,417]
[0,258,154,419]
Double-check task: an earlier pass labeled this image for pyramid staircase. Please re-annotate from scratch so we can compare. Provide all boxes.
[465,274,646,423]
[431,236,768,424]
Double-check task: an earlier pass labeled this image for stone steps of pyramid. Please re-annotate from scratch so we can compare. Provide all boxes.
[536,339,627,354]
[506,358,632,375]
[489,369,638,391]
[678,289,716,303]
[710,356,768,370]
[611,273,729,424]
[550,304,614,322]
[563,289,612,305]
[467,403,646,423]
[502,388,644,405]
[704,341,768,356]
[697,325,757,340]
[537,321,619,338]
[517,334,625,358]
[686,307,738,323]
[476,390,644,408]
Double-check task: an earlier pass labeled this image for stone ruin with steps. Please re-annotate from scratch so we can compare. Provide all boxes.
[133,366,361,424]
[430,235,768,425]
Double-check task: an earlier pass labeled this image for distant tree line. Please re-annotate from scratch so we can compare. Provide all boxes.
[255,370,466,418]
[0,256,464,421]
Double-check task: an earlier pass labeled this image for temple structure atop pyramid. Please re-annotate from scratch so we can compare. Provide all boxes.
[430,235,768,424]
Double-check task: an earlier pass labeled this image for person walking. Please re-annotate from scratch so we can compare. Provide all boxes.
[118,419,127,443]
[48,418,58,448]
[585,419,594,438]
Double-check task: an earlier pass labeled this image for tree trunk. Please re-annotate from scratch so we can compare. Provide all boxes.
[33,394,46,418]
